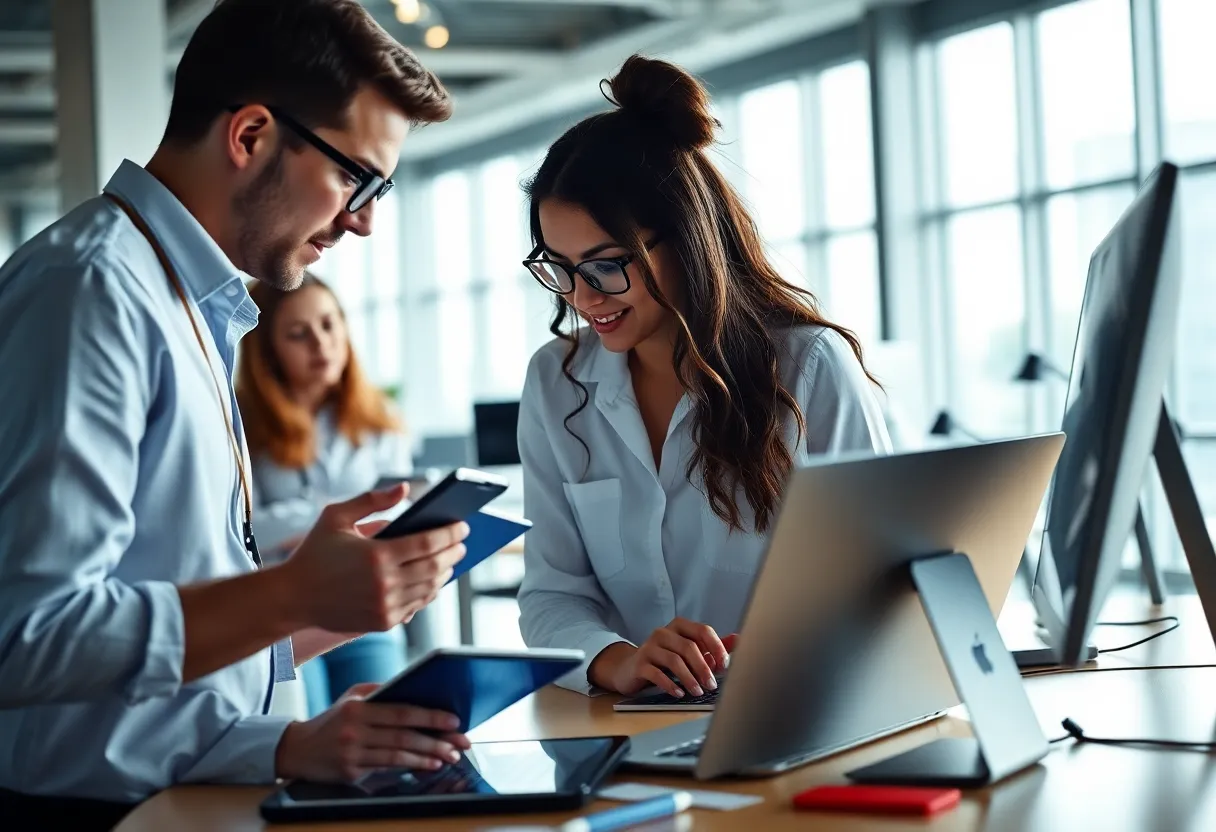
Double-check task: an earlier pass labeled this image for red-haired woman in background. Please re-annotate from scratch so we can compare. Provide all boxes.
[237,272,411,716]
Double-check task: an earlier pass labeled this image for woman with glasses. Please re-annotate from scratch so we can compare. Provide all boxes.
[236,272,412,716]
[516,55,892,701]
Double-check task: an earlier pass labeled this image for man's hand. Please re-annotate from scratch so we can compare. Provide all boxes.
[277,485,468,634]
[275,683,471,782]
[588,618,729,697]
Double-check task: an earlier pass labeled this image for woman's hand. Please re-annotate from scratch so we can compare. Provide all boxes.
[589,618,729,697]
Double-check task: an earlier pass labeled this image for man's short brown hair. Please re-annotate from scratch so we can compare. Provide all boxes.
[164,0,452,144]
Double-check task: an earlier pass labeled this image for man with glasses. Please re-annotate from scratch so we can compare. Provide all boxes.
[0,2,469,827]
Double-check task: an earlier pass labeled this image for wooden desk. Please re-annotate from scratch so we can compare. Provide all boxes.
[118,665,1216,832]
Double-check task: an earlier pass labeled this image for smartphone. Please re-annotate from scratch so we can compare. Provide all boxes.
[374,467,509,539]
[374,474,439,500]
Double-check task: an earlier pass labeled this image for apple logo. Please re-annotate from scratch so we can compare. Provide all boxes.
[972,635,994,675]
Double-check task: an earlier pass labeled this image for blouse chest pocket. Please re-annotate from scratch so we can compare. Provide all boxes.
[563,478,627,580]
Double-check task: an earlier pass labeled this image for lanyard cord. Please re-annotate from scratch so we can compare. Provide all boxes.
[105,192,261,567]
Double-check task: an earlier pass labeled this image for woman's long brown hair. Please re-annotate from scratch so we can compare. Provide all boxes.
[524,55,878,535]
[236,272,399,469]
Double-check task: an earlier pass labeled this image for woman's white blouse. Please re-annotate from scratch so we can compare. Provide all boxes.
[516,325,893,693]
[250,406,412,560]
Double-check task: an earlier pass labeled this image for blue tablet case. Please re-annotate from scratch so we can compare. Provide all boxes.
[368,650,583,732]
[446,508,531,585]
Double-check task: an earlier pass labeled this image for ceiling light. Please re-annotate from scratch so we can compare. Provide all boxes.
[424,25,450,49]
[395,0,423,25]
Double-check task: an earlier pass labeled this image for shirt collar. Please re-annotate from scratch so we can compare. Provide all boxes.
[103,159,248,304]
[570,329,631,404]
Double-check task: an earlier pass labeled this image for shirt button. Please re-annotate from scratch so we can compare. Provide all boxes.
[225,285,239,297]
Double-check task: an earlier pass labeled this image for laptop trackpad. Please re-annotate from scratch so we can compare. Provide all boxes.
[625,716,713,764]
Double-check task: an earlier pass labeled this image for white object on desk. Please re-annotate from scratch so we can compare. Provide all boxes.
[599,782,763,811]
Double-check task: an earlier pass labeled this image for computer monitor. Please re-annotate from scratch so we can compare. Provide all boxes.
[1030,161,1216,666]
[473,401,521,467]
[413,434,473,471]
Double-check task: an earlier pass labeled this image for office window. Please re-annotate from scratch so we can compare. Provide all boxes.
[433,171,473,289]
[739,80,805,241]
[429,170,474,427]
[771,240,810,291]
[734,61,880,343]
[1036,0,1136,188]
[921,1,1214,572]
[945,206,1026,438]
[1184,444,1216,543]
[936,23,1018,207]
[1158,0,1216,165]
[320,232,376,379]
[369,191,402,387]
[1175,171,1216,432]
[1155,1,1216,572]
[825,231,880,349]
[819,61,875,230]
[1044,186,1136,371]
[817,60,879,345]
[437,292,475,422]
[370,191,401,301]
[331,234,370,316]
[478,156,529,397]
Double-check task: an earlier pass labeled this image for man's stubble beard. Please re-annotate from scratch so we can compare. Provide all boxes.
[232,148,302,291]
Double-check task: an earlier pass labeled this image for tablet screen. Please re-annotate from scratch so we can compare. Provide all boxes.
[279,738,619,804]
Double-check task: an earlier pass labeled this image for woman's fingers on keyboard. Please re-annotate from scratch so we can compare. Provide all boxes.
[640,656,688,698]
[669,618,728,672]
[653,629,714,692]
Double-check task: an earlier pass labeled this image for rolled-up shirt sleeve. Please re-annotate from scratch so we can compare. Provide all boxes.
[515,361,631,695]
[180,714,293,785]
[0,262,185,707]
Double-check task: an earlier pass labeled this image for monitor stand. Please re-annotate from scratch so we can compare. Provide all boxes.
[847,552,1049,788]
[1014,400,1212,666]
[1153,402,1216,646]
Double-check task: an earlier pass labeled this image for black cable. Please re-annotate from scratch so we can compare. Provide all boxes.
[1095,615,1180,654]
[1059,718,1216,751]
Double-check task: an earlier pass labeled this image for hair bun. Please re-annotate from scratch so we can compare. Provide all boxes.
[606,55,718,152]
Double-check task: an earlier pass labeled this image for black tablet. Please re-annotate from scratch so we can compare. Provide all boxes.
[259,736,630,823]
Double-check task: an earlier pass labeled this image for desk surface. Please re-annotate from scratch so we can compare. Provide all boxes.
[119,594,1216,832]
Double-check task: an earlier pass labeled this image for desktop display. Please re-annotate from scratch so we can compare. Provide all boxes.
[1029,161,1213,666]
[473,401,522,467]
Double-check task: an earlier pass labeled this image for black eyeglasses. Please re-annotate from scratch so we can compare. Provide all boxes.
[523,238,661,296]
[229,104,394,213]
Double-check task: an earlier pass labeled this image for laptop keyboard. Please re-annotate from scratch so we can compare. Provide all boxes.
[625,687,721,707]
[622,673,726,708]
[656,736,705,758]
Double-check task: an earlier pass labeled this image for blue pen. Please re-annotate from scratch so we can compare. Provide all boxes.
[559,792,694,832]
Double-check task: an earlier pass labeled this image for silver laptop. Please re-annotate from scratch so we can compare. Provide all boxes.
[623,433,1065,779]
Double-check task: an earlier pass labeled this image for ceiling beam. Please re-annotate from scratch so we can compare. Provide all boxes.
[399,0,864,162]
[162,44,559,78]
[463,0,703,15]
[0,120,55,144]
[5,40,556,81]
[0,85,54,111]
[0,47,52,74]
[402,48,562,77]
